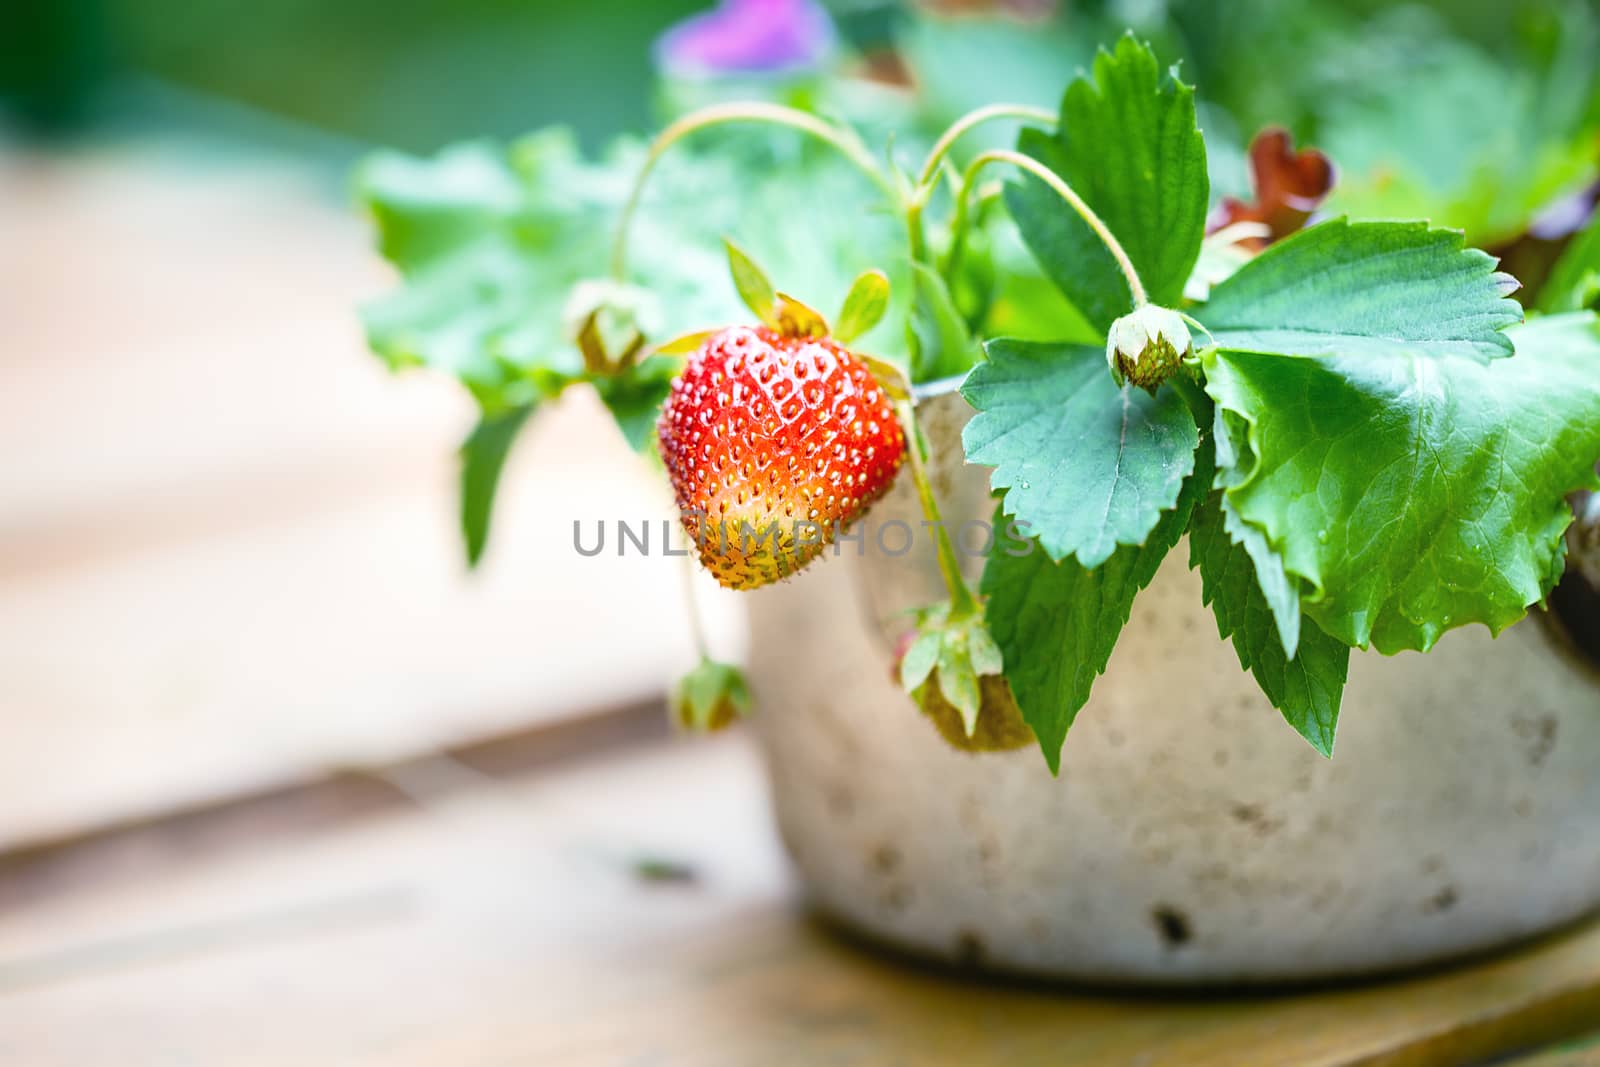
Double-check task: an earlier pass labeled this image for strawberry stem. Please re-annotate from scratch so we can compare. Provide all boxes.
[610,102,897,282]
[895,398,979,618]
[906,104,1056,266]
[679,551,711,660]
[943,148,1148,308]
[913,103,1058,189]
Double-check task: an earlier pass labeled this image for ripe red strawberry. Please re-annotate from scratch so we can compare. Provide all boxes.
[658,325,906,589]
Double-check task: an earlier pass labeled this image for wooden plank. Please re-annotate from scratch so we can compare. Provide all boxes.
[1501,1032,1600,1066]
[0,147,741,848]
[0,734,1596,1066]
[0,696,669,912]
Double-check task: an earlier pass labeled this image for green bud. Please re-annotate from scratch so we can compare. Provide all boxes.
[562,279,661,375]
[670,658,752,733]
[1106,304,1192,393]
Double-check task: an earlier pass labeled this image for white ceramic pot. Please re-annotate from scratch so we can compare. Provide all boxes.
[746,395,1600,984]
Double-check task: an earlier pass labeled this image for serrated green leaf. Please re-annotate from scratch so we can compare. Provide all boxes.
[360,126,909,413]
[1198,219,1523,363]
[1190,493,1349,756]
[460,404,534,567]
[962,340,1201,567]
[723,237,778,325]
[1005,34,1208,332]
[982,445,1214,773]
[835,269,891,344]
[359,129,619,406]
[1203,312,1600,654]
[908,260,982,382]
[1219,496,1300,659]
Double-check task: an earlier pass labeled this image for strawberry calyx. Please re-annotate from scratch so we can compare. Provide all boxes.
[670,657,752,732]
[1106,303,1193,394]
[562,278,661,376]
[896,601,1033,751]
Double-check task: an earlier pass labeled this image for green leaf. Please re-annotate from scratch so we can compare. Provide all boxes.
[1218,498,1300,659]
[908,261,982,382]
[460,404,535,567]
[358,140,526,271]
[1203,312,1600,654]
[1540,214,1600,314]
[962,340,1201,568]
[592,355,679,453]
[834,269,891,344]
[360,126,909,412]
[1198,219,1524,363]
[1005,34,1208,332]
[1190,493,1350,756]
[723,237,778,325]
[982,445,1214,773]
[358,130,614,406]
[978,213,1101,346]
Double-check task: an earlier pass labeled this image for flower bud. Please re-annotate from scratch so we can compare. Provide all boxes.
[562,279,661,374]
[1106,305,1193,393]
[670,658,751,733]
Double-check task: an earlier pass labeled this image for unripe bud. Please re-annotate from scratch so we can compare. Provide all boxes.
[670,659,751,732]
[1106,305,1192,393]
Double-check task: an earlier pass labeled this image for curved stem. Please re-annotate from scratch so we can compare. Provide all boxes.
[944,148,1147,307]
[914,103,1057,190]
[1176,310,1216,351]
[1205,220,1272,249]
[905,104,1056,270]
[895,399,978,617]
[678,551,711,661]
[610,102,897,281]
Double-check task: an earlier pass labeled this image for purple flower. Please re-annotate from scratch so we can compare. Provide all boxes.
[655,0,835,78]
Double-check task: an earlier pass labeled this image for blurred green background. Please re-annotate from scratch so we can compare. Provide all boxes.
[4,0,1597,246]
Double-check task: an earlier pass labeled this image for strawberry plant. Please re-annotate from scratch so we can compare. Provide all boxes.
[359,33,1600,772]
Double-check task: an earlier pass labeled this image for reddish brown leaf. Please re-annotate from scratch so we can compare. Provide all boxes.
[1209,127,1336,249]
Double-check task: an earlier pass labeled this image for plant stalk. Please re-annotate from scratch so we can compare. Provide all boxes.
[678,550,711,661]
[913,102,1058,189]
[905,103,1057,272]
[895,398,979,618]
[943,148,1147,307]
[610,102,897,281]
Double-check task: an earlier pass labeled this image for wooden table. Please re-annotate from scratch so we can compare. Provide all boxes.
[4,142,1600,1066]
[2,733,1599,1066]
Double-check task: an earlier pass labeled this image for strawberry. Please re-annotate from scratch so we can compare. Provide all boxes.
[657,324,906,589]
